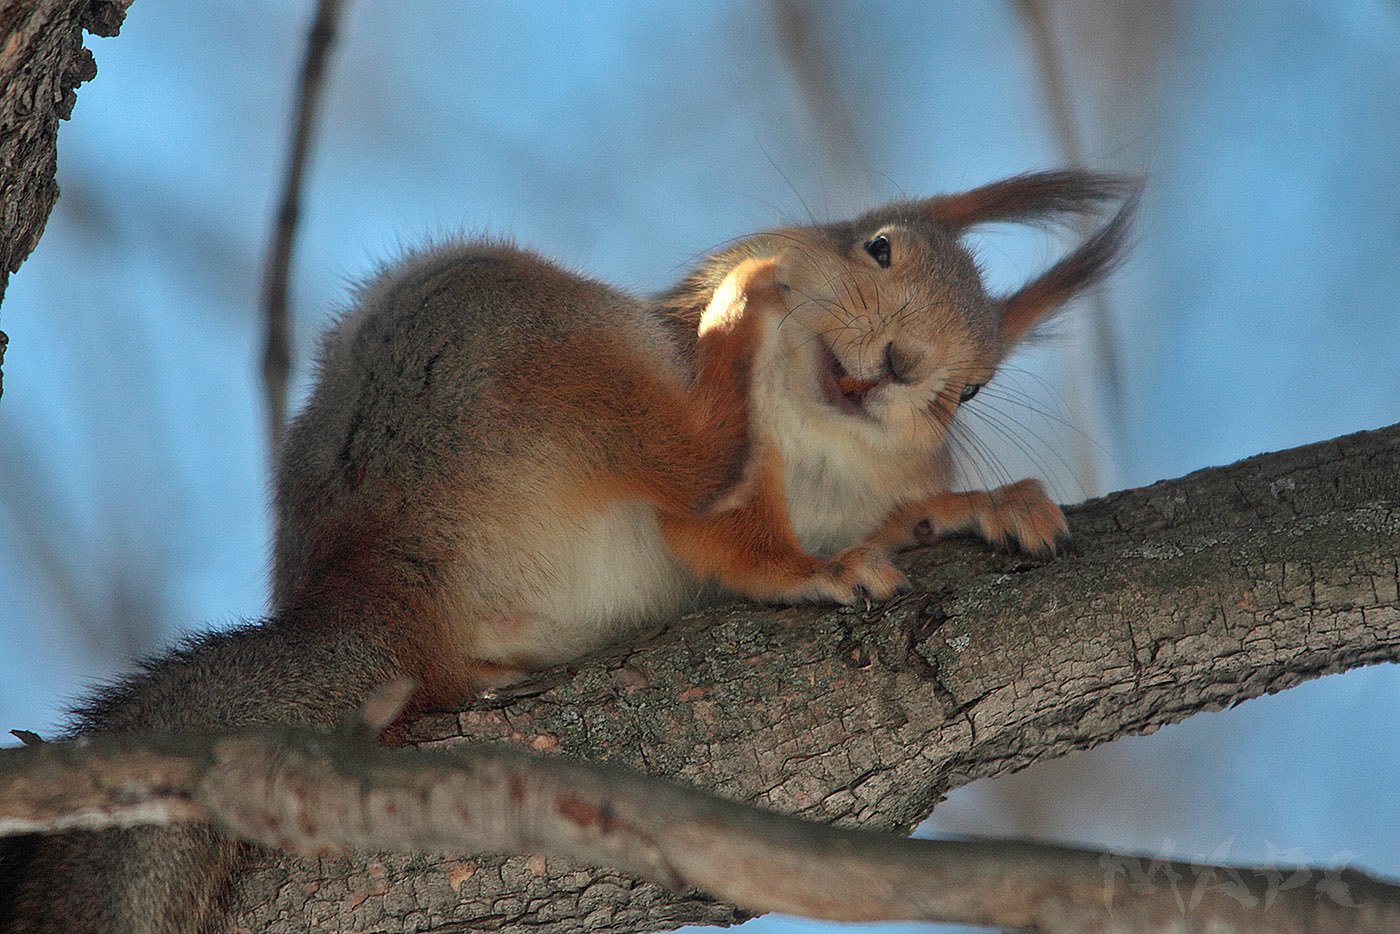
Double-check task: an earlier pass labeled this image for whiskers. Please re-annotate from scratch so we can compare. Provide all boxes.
[921,364,1104,502]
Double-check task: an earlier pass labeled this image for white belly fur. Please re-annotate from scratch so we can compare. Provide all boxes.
[518,500,703,664]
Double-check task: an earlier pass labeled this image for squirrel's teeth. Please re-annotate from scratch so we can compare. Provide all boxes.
[838,375,878,400]
[817,339,873,418]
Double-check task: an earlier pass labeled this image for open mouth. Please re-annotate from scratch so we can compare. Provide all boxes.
[817,339,881,418]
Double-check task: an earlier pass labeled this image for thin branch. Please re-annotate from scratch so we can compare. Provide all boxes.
[2,717,1396,934]
[259,0,350,457]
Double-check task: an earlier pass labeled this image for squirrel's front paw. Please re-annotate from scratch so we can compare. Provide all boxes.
[955,478,1069,556]
[802,545,910,606]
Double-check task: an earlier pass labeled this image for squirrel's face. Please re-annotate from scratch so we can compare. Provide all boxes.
[771,220,1002,452]
[684,171,1135,460]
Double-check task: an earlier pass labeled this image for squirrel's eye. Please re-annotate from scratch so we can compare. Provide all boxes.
[959,383,982,403]
[864,235,891,268]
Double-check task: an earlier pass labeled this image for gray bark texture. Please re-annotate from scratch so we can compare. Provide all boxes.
[219,423,1400,931]
[0,0,131,396]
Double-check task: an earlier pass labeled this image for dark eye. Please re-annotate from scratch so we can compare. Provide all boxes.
[864,235,891,268]
[959,383,982,403]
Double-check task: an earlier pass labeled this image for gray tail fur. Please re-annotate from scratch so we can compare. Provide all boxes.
[1,612,404,933]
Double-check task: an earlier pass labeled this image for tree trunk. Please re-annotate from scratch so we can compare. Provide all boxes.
[0,0,131,397]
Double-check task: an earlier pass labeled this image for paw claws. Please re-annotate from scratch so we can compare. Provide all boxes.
[970,479,1069,558]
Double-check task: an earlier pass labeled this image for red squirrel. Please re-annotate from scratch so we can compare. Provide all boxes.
[2,170,1136,932]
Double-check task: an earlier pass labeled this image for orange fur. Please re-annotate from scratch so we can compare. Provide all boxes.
[872,479,1069,557]
[502,265,779,519]
[660,451,908,604]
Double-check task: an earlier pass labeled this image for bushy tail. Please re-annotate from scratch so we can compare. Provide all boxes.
[1,612,404,933]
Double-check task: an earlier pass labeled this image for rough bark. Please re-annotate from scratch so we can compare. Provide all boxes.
[206,423,1400,932]
[0,0,130,396]
[5,708,1397,934]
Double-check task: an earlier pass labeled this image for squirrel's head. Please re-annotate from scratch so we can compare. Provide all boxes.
[719,171,1140,454]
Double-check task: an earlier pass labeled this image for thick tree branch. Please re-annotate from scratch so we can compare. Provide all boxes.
[3,707,1397,934]
[0,0,130,396]
[112,420,1400,930]
[225,422,1400,930]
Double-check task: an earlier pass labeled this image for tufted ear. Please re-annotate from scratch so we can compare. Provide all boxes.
[914,169,1141,348]
[923,169,1138,232]
[996,184,1140,346]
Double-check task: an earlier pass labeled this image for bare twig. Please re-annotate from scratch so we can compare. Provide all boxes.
[1015,0,1130,489]
[2,724,1396,933]
[259,0,350,456]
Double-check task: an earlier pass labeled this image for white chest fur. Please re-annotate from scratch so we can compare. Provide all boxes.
[519,500,702,663]
[751,322,945,558]
[753,371,925,558]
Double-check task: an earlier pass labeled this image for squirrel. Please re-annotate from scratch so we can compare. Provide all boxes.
[1,169,1136,932]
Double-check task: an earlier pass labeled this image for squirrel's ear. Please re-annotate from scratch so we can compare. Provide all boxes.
[923,169,1138,232]
[914,170,1141,348]
[698,257,787,337]
[996,186,1139,346]
[656,233,791,331]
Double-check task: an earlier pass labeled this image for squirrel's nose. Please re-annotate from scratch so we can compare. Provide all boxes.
[883,341,915,385]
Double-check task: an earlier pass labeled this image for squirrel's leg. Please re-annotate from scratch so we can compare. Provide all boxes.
[540,257,785,516]
[565,257,907,605]
[873,479,1069,556]
[659,454,910,605]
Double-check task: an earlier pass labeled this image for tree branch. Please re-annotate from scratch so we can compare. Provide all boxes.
[0,0,131,397]
[13,422,1393,931]
[240,422,1400,930]
[3,703,1396,933]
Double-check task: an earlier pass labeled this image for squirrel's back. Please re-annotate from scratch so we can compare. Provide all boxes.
[3,241,714,932]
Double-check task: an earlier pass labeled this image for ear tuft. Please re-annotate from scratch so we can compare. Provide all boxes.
[928,169,1140,232]
[998,183,1141,346]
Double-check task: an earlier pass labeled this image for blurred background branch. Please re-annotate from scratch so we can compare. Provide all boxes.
[1014,0,1127,494]
[260,0,350,456]
[769,0,873,211]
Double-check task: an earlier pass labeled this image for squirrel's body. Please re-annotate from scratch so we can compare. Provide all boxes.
[273,242,720,687]
[2,171,1135,932]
